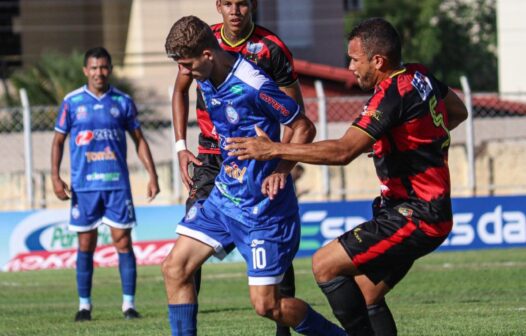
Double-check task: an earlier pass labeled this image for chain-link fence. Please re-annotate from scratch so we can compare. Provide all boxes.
[2,86,526,211]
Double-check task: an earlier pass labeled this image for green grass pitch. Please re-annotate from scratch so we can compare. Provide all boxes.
[0,248,524,335]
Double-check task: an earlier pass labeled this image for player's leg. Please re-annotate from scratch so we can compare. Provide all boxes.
[184,152,222,296]
[103,189,139,319]
[276,264,295,336]
[312,239,373,336]
[69,190,103,322]
[163,200,231,336]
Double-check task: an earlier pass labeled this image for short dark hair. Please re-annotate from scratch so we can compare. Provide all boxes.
[84,47,112,66]
[165,15,221,60]
[348,17,402,66]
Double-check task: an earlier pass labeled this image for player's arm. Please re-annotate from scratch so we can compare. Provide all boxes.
[262,114,316,199]
[279,81,305,144]
[129,128,160,202]
[51,131,71,200]
[172,68,202,191]
[227,125,374,166]
[444,88,468,130]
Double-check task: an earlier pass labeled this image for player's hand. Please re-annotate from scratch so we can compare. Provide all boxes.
[146,177,160,202]
[178,150,202,191]
[261,172,287,200]
[52,176,71,201]
[226,126,276,161]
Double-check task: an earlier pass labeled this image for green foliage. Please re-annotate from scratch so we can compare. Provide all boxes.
[347,0,497,91]
[7,50,136,106]
[0,249,525,335]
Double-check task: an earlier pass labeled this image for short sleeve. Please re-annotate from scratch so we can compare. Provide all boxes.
[256,82,300,125]
[125,99,141,131]
[54,100,70,134]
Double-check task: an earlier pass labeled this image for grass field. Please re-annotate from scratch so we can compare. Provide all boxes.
[0,248,525,336]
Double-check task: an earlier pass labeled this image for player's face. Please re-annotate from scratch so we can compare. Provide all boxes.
[177,53,212,82]
[216,0,254,35]
[348,38,376,91]
[83,57,112,94]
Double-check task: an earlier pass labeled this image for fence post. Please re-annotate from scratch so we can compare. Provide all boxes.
[314,80,330,199]
[20,88,35,209]
[460,76,476,196]
[168,86,182,203]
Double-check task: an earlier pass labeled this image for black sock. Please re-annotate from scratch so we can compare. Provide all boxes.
[318,276,374,336]
[276,265,295,336]
[368,298,397,336]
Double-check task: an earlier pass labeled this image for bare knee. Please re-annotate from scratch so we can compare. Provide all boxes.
[312,249,337,283]
[251,296,279,319]
[161,255,192,286]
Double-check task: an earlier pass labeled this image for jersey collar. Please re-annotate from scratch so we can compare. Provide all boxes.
[221,23,255,48]
[83,85,112,101]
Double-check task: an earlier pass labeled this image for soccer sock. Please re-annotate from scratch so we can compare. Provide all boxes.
[293,304,347,336]
[76,251,94,311]
[118,251,137,300]
[122,294,135,311]
[318,276,373,336]
[368,298,397,336]
[276,265,295,336]
[168,303,198,336]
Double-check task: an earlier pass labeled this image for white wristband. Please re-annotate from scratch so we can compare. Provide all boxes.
[175,139,187,153]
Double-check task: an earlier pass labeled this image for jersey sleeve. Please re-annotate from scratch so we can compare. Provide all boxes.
[352,83,402,140]
[54,99,71,134]
[268,40,298,87]
[124,98,141,131]
[256,82,300,125]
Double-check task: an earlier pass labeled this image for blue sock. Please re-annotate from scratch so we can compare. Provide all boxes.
[168,304,198,336]
[294,304,347,336]
[76,251,94,300]
[118,251,137,296]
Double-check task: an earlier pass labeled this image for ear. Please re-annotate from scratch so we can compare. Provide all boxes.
[202,49,213,61]
[82,66,89,77]
[372,54,386,70]
[216,0,221,13]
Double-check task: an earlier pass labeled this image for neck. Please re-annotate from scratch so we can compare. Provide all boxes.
[210,52,236,88]
[222,22,254,46]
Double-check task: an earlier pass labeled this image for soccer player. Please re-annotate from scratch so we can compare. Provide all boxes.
[172,1,301,335]
[162,16,346,336]
[51,47,160,322]
[226,17,468,335]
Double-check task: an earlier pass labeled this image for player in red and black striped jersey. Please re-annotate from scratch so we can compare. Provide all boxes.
[169,1,303,335]
[226,17,468,335]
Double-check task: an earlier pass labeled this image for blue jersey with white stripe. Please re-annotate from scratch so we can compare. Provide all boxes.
[197,55,301,222]
[54,85,140,191]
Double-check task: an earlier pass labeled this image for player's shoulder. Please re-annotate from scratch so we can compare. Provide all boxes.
[63,86,86,102]
[233,57,269,91]
[109,86,134,104]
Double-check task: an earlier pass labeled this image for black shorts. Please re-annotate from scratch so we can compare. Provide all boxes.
[338,200,448,286]
[185,152,223,212]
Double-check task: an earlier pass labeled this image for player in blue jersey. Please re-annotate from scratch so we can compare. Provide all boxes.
[51,47,160,322]
[162,16,346,336]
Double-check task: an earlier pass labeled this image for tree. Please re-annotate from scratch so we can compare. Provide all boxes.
[346,0,497,91]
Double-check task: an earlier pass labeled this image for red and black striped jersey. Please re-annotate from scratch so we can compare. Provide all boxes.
[195,23,297,154]
[353,64,452,236]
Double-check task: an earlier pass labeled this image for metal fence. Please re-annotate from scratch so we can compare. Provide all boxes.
[2,82,526,211]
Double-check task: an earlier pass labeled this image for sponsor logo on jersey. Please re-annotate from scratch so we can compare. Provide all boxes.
[86,172,120,182]
[225,105,240,124]
[85,146,117,162]
[398,207,414,218]
[75,130,94,146]
[215,182,242,206]
[361,106,382,121]
[110,106,120,118]
[250,239,265,247]
[412,71,433,101]
[224,162,247,183]
[93,104,104,110]
[259,92,291,117]
[230,85,243,95]
[247,42,264,54]
[76,105,87,120]
[211,98,222,106]
[75,128,122,146]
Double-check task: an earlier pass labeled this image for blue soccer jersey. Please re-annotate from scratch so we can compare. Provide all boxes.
[197,55,301,222]
[54,85,140,192]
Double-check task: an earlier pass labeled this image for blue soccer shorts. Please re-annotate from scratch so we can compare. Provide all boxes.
[176,199,300,285]
[68,189,136,232]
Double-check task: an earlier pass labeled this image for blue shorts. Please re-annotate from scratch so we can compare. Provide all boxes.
[69,189,136,232]
[176,199,300,285]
